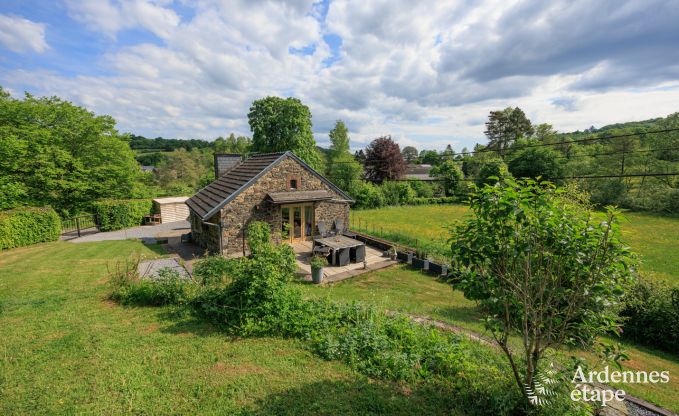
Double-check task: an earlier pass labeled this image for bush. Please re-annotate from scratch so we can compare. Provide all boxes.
[408,197,460,205]
[0,207,61,250]
[350,181,385,209]
[93,199,152,231]
[408,180,434,198]
[381,181,416,205]
[192,256,235,286]
[620,280,679,353]
[110,265,197,307]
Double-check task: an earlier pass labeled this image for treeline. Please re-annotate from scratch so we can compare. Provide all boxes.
[391,109,679,213]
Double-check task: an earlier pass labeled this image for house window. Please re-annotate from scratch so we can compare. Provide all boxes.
[288,176,300,190]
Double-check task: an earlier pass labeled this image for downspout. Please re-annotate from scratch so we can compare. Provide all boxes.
[203,220,223,255]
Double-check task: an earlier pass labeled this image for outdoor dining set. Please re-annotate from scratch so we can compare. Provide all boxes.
[312,220,366,267]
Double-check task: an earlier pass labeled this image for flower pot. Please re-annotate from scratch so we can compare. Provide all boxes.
[311,267,323,284]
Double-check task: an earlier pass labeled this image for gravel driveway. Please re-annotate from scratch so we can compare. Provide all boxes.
[67,221,190,243]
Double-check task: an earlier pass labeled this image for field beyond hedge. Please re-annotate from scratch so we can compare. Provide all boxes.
[350,204,679,286]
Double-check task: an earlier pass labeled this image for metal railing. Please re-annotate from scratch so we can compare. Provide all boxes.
[61,214,99,237]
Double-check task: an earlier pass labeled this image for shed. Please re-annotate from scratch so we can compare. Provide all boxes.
[153,197,190,223]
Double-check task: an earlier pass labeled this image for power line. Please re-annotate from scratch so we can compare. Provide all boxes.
[555,146,679,160]
[546,172,679,180]
[335,127,679,162]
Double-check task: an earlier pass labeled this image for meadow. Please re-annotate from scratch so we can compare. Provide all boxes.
[0,241,466,415]
[298,265,679,412]
[350,204,679,286]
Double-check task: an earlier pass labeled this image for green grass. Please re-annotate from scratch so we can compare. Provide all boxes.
[0,241,469,415]
[297,264,679,412]
[351,204,679,285]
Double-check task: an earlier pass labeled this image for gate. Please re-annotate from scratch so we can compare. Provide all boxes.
[61,214,99,238]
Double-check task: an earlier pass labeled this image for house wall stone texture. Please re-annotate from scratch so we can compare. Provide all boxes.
[190,156,350,257]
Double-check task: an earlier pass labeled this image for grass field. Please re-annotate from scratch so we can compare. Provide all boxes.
[351,204,679,286]
[0,241,471,415]
[297,265,679,412]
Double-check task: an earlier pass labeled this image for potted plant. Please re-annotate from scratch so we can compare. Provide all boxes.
[387,246,397,260]
[310,255,327,284]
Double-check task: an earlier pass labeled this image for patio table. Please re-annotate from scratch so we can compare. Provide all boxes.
[313,235,365,266]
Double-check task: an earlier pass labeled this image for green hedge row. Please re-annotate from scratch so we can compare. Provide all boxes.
[0,207,61,250]
[92,199,152,232]
[408,196,461,205]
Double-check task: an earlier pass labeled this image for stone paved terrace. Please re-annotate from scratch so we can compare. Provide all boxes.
[292,240,397,283]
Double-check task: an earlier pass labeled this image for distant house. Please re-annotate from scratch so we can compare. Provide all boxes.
[186,152,353,256]
[404,164,435,182]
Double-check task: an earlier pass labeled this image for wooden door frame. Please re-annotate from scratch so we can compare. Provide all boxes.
[281,203,314,243]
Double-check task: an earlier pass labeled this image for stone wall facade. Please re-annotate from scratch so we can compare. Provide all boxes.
[191,156,350,257]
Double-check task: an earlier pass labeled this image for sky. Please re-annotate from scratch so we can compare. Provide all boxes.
[1,0,678,152]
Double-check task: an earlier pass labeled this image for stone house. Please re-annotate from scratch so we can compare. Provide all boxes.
[186,152,353,256]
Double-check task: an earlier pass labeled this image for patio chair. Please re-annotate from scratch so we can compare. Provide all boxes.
[333,219,344,235]
[315,222,329,238]
[313,245,332,257]
[337,247,350,267]
[350,244,365,263]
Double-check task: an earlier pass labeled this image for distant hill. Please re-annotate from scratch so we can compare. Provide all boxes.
[127,135,212,152]
[559,113,676,138]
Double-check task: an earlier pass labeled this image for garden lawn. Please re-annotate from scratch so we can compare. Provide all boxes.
[0,241,469,415]
[350,204,679,286]
[298,265,679,412]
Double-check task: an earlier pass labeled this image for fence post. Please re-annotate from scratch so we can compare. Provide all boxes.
[76,216,81,237]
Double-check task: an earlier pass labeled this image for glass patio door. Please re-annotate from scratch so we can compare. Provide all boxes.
[282,204,313,243]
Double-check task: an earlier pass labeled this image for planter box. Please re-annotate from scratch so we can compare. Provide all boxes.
[428,262,443,276]
[412,258,425,269]
[396,251,409,262]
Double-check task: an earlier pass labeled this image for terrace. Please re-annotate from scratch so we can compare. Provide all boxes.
[292,240,397,283]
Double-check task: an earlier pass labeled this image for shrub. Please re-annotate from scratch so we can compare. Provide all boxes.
[0,207,61,250]
[350,181,385,209]
[110,264,197,307]
[381,181,415,205]
[93,199,152,231]
[192,256,235,286]
[408,180,434,198]
[620,280,679,353]
[408,197,460,205]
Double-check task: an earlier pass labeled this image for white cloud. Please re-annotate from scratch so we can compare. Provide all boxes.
[64,0,180,39]
[0,14,48,53]
[3,0,679,152]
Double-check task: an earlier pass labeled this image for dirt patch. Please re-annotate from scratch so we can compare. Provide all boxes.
[101,299,118,308]
[211,361,266,376]
[142,323,159,334]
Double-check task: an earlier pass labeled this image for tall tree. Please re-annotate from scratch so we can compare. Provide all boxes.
[213,133,251,154]
[430,160,463,196]
[442,144,455,161]
[0,88,145,215]
[364,136,406,183]
[247,96,322,169]
[401,146,419,163]
[484,107,534,157]
[325,120,363,192]
[328,120,350,156]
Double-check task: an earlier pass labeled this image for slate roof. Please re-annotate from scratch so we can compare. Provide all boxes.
[187,151,353,220]
[268,190,332,204]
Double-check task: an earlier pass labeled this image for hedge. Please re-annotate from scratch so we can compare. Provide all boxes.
[407,196,461,205]
[0,207,61,250]
[620,280,679,354]
[93,199,153,232]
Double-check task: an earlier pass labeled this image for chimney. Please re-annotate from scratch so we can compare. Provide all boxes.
[214,153,242,178]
